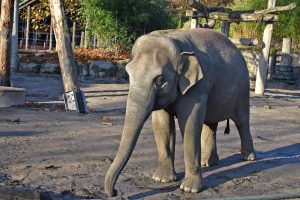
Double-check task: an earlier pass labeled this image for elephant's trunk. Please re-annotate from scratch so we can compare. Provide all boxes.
[105,85,155,197]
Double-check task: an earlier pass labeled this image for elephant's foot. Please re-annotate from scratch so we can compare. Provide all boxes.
[180,171,202,193]
[241,151,256,161]
[152,166,177,183]
[201,151,219,167]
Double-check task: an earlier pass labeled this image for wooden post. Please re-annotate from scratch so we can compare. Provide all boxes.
[10,0,19,72]
[80,31,84,48]
[49,23,53,50]
[25,6,30,50]
[255,0,276,95]
[281,38,292,66]
[49,0,87,113]
[72,21,75,49]
[221,21,230,37]
[268,54,276,80]
[191,8,198,29]
[279,37,293,80]
[0,0,14,86]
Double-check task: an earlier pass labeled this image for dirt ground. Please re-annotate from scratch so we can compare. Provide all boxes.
[0,73,300,200]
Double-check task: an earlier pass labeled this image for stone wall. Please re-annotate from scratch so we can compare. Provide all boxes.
[14,51,300,81]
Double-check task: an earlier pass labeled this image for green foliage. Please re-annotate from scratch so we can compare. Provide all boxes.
[229,0,300,47]
[80,0,175,52]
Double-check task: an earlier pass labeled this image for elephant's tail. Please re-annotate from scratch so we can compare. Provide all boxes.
[224,119,230,134]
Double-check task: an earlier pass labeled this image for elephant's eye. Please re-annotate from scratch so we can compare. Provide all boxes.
[154,75,166,87]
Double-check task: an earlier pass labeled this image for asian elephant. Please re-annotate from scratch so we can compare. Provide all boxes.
[104,28,256,197]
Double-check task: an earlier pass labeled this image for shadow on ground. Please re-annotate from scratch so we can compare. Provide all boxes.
[128,143,300,199]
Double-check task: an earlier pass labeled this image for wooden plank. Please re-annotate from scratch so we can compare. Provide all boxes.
[255,0,276,95]
[0,0,14,86]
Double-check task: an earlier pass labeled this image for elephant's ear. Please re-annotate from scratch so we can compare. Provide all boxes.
[178,52,204,95]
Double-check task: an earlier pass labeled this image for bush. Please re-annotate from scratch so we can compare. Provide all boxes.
[80,0,175,53]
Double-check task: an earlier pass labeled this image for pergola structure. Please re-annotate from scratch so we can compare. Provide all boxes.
[186,0,296,95]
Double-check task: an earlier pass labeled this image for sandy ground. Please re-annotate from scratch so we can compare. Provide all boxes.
[0,73,299,200]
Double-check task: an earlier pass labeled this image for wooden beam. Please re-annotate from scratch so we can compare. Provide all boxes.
[0,0,14,86]
[49,0,87,112]
[255,3,296,14]
[187,10,279,22]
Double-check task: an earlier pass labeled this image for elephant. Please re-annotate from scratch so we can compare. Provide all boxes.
[104,28,256,197]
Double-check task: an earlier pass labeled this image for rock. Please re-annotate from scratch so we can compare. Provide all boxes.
[19,62,40,73]
[40,63,60,74]
[115,59,130,68]
[89,60,116,78]
[115,68,128,80]
[241,51,260,80]
[115,59,129,80]
[77,63,89,77]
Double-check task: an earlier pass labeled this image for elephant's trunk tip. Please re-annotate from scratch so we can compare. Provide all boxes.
[105,174,117,197]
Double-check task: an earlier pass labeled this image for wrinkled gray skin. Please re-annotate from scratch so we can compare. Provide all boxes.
[104,29,256,197]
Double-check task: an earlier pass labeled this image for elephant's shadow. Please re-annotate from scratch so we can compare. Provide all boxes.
[128,143,300,199]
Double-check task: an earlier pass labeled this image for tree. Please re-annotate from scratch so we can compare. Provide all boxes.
[80,0,175,52]
[0,0,14,86]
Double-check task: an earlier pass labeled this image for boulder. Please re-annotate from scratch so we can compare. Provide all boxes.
[19,62,40,73]
[40,63,60,74]
[89,60,116,78]
[77,63,89,77]
[115,60,129,80]
[241,51,260,79]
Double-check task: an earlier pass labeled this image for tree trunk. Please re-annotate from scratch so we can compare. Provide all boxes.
[49,23,53,50]
[72,21,75,49]
[80,31,84,48]
[255,0,276,95]
[49,0,86,112]
[10,0,19,72]
[25,6,30,50]
[0,0,14,86]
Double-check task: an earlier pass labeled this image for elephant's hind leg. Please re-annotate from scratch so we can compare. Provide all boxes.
[233,100,256,161]
[201,123,219,167]
[152,109,177,183]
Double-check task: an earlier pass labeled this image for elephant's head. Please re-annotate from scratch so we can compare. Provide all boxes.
[104,33,204,197]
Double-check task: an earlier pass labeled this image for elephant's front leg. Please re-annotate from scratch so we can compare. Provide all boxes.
[152,109,177,183]
[177,95,207,193]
